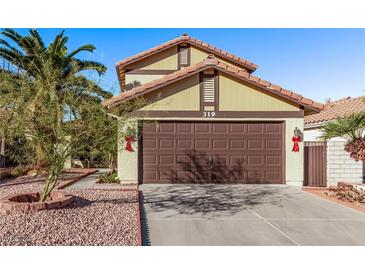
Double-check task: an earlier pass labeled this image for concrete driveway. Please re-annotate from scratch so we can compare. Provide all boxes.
[140,184,365,245]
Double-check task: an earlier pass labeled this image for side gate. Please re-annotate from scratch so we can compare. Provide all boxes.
[304,141,327,187]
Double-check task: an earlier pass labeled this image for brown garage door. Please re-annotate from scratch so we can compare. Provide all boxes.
[141,121,284,184]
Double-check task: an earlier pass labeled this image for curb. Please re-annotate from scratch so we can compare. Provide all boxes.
[136,190,143,246]
[56,169,98,190]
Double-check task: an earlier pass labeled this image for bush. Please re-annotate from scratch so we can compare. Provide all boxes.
[97,172,120,184]
[11,165,31,177]
[0,169,13,180]
[325,185,365,203]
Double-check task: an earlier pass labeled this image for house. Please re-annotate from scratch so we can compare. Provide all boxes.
[103,33,323,186]
[304,96,365,185]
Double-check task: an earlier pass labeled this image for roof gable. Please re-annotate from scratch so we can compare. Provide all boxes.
[104,56,324,113]
[116,33,258,73]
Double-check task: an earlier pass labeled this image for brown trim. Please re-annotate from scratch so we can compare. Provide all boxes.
[199,72,203,111]
[177,44,190,69]
[131,110,304,118]
[215,70,219,111]
[125,69,178,75]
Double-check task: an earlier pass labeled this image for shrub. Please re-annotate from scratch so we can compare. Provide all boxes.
[10,166,30,177]
[325,185,365,203]
[98,172,120,184]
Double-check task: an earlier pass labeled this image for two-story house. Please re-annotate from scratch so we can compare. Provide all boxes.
[103,33,323,186]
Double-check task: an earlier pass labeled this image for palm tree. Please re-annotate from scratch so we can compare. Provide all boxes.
[0,28,112,168]
[320,112,365,161]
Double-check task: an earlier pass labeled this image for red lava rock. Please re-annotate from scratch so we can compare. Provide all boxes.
[0,175,139,246]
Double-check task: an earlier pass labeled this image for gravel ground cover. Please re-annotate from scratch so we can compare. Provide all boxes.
[0,174,140,246]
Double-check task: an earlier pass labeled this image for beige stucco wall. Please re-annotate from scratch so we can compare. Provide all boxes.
[125,74,168,86]
[117,119,139,184]
[139,74,200,111]
[127,46,178,70]
[219,75,300,111]
[190,46,243,70]
[117,116,304,185]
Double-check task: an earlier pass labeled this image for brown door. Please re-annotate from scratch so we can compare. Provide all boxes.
[304,141,327,187]
[141,121,284,184]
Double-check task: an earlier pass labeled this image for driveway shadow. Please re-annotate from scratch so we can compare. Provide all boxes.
[141,184,298,217]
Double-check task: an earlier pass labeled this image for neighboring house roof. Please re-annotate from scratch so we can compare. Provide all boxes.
[104,55,324,112]
[115,33,258,73]
[304,96,365,126]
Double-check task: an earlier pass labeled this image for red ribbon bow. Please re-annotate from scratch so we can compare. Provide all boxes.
[292,136,301,152]
[125,136,134,152]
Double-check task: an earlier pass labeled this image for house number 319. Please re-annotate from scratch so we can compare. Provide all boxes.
[203,111,216,118]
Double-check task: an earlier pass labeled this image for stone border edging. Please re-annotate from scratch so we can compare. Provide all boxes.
[0,190,74,214]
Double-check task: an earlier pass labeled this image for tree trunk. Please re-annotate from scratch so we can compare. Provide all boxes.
[0,132,5,168]
[40,157,65,202]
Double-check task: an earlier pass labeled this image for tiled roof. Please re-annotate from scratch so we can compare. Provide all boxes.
[115,33,258,72]
[305,96,365,125]
[103,55,324,112]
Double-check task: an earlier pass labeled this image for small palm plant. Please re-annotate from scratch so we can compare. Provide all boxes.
[320,112,365,161]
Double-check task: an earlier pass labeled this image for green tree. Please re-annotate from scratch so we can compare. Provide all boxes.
[0,66,145,201]
[320,112,365,161]
[0,28,111,168]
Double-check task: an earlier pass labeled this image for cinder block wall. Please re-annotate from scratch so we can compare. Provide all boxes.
[327,141,364,185]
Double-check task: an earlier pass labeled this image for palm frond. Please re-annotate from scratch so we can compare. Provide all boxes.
[319,112,365,141]
[68,44,96,58]
[29,29,46,50]
[0,47,25,69]
[73,59,107,75]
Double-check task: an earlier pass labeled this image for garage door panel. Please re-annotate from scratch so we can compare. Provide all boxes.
[266,139,281,149]
[159,155,174,165]
[247,155,264,165]
[177,139,193,149]
[265,123,281,133]
[194,123,210,133]
[159,139,174,149]
[266,155,281,165]
[212,139,228,149]
[247,139,264,149]
[247,123,264,133]
[159,123,174,133]
[142,121,284,184]
[177,123,193,133]
[144,155,157,165]
[230,139,245,149]
[230,123,245,133]
[212,123,228,133]
[195,139,210,149]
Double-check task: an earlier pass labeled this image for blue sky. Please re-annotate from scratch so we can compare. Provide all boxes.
[10,29,365,102]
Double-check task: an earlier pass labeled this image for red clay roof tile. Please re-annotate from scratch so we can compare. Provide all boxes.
[115,34,258,73]
[104,56,323,112]
[305,96,365,125]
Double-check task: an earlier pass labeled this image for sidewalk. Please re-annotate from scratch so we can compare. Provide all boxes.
[66,168,109,189]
